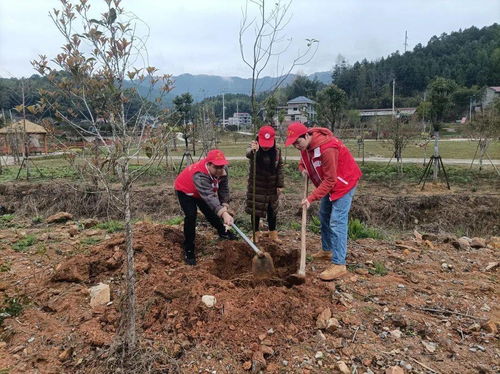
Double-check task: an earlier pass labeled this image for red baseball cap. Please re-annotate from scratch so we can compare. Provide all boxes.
[285,122,308,146]
[205,149,229,166]
[257,125,275,148]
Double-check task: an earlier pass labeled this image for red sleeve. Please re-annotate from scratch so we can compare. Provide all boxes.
[307,148,338,203]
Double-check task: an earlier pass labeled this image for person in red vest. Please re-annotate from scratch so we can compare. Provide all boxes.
[174,149,236,265]
[285,122,362,281]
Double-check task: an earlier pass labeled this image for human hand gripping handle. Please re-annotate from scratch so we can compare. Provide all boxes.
[250,140,259,152]
[222,211,234,226]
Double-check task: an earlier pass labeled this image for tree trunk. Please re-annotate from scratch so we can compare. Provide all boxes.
[433,130,440,181]
[123,168,137,354]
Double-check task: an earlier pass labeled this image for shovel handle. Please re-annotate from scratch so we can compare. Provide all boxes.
[231,223,263,256]
[299,177,308,274]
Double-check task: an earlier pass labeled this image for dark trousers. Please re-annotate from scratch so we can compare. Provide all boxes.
[252,202,277,231]
[176,191,226,258]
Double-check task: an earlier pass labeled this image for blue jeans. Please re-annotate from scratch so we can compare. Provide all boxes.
[319,187,356,265]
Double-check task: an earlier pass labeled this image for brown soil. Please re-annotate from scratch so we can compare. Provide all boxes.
[0,218,498,373]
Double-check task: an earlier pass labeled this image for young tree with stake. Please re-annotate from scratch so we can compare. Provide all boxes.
[32,0,173,360]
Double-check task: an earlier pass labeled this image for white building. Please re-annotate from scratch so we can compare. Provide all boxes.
[283,96,316,124]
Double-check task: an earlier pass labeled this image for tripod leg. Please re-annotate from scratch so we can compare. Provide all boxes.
[469,141,480,170]
[418,156,433,186]
[177,154,186,174]
[485,151,500,176]
[16,158,26,179]
[438,156,451,189]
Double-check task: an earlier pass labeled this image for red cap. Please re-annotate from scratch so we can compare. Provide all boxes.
[257,125,275,148]
[205,149,229,166]
[285,122,308,146]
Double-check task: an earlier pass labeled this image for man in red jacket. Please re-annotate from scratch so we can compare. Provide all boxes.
[174,149,235,265]
[285,122,362,280]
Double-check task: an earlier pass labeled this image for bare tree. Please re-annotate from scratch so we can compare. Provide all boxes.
[466,98,500,173]
[383,117,420,175]
[239,0,318,130]
[239,0,318,240]
[32,0,173,360]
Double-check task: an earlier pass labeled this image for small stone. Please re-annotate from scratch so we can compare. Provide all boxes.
[315,351,324,359]
[242,361,252,371]
[201,295,216,308]
[385,367,404,374]
[422,340,437,353]
[261,345,274,357]
[258,333,266,341]
[482,320,498,334]
[484,262,498,271]
[58,347,73,361]
[316,308,332,330]
[486,236,500,249]
[47,212,73,224]
[390,329,402,339]
[89,283,110,308]
[27,337,35,343]
[452,238,470,250]
[470,237,486,248]
[336,361,350,374]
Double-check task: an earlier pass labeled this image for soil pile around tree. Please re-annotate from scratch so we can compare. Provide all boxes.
[0,220,498,373]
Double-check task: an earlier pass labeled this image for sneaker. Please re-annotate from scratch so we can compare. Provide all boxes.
[184,256,196,266]
[311,250,331,260]
[219,230,237,241]
[319,264,347,281]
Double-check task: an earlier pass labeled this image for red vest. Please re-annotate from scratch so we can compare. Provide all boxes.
[174,160,219,199]
[301,137,362,201]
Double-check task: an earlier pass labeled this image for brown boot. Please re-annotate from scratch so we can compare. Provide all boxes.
[269,231,282,243]
[311,250,331,260]
[319,264,347,281]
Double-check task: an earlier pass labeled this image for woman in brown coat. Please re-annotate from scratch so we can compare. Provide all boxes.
[245,125,284,243]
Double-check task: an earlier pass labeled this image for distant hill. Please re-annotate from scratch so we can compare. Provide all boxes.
[333,23,500,109]
[134,71,332,104]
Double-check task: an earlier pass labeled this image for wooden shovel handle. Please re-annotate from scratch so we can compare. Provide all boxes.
[298,177,308,275]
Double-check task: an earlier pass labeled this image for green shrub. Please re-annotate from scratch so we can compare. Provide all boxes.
[348,219,383,240]
[0,261,11,272]
[369,261,388,276]
[0,296,25,326]
[163,216,183,225]
[95,220,124,233]
[12,235,37,252]
[0,214,14,228]
[308,216,321,234]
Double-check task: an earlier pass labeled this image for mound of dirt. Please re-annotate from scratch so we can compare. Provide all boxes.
[1,221,498,373]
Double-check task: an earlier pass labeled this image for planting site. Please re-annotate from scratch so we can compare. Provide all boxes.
[0,174,498,374]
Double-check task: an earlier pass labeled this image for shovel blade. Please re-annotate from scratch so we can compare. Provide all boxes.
[251,252,275,280]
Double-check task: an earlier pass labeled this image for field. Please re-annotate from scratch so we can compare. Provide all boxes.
[0,143,499,374]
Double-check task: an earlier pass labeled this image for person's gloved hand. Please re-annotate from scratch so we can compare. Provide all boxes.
[301,170,308,178]
[222,211,234,226]
[222,203,235,217]
[301,198,311,210]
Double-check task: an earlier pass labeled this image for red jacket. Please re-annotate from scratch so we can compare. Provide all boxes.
[174,160,219,199]
[299,128,361,202]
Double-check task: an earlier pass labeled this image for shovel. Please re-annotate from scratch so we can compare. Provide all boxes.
[286,176,308,285]
[231,223,275,280]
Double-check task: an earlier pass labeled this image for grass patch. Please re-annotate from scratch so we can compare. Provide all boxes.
[0,296,26,326]
[348,219,384,240]
[12,235,37,252]
[95,220,124,233]
[308,216,321,234]
[80,237,102,246]
[0,261,11,272]
[369,261,388,276]
[0,214,14,229]
[163,216,183,225]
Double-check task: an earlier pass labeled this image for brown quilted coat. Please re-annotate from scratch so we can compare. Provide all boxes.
[245,147,284,218]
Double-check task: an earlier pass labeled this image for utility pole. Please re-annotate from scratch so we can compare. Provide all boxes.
[404,30,408,53]
[222,92,225,129]
[392,79,396,117]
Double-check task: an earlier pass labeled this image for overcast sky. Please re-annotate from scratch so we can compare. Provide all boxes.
[0,0,498,79]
